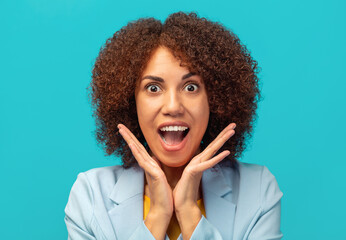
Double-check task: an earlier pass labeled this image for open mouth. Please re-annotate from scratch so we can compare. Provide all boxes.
[158,126,189,146]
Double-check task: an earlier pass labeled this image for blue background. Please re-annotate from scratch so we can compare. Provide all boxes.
[1,0,345,239]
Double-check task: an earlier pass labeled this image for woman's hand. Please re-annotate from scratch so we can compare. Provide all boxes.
[173,123,236,239]
[118,124,173,240]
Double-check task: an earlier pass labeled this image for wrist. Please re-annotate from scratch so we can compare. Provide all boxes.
[144,209,172,240]
[175,202,201,221]
[175,203,202,239]
[175,199,198,214]
[146,207,172,225]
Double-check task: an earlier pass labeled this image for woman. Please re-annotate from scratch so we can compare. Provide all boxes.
[65,12,283,240]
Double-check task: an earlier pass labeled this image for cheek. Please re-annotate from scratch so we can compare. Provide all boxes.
[190,97,210,130]
[136,95,153,122]
[135,95,160,138]
[136,102,145,126]
[198,97,210,121]
[199,109,210,131]
[135,96,149,134]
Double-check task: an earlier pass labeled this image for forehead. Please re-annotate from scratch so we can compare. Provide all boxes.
[141,46,188,76]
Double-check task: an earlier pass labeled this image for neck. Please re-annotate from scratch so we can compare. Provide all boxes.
[160,163,186,189]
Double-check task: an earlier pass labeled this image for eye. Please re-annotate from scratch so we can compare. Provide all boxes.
[146,84,162,93]
[184,83,199,92]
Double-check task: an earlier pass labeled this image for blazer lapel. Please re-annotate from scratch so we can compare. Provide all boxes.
[202,163,236,239]
[105,163,236,239]
[108,166,145,240]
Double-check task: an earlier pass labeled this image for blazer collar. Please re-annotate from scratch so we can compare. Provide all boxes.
[108,165,145,240]
[109,165,144,204]
[202,163,233,196]
[202,162,236,239]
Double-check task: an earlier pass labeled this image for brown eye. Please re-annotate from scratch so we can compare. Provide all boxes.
[184,83,198,92]
[146,84,161,93]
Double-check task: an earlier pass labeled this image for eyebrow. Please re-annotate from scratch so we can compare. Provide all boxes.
[141,72,196,82]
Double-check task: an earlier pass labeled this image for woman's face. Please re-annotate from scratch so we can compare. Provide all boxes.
[135,46,210,168]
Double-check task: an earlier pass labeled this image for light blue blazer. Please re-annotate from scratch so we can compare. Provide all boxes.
[65,161,283,240]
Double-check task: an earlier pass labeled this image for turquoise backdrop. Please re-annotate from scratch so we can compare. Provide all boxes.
[1,0,345,239]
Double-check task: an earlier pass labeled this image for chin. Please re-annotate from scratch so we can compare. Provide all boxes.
[163,161,189,168]
[156,154,191,168]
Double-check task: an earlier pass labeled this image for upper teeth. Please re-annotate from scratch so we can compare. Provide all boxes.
[160,126,188,131]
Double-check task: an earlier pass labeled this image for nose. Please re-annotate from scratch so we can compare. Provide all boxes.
[161,90,184,117]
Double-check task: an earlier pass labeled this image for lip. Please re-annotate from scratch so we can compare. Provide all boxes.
[157,121,190,152]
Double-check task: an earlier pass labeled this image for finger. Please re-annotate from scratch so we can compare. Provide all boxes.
[118,124,147,153]
[197,128,235,162]
[128,142,161,174]
[196,123,235,161]
[127,142,152,169]
[195,150,230,172]
[118,124,157,165]
[118,126,140,149]
[118,125,157,168]
[118,128,144,157]
[205,123,236,150]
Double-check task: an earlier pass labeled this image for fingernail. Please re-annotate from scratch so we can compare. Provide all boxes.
[232,123,236,129]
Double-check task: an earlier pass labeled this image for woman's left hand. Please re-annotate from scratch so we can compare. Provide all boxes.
[173,123,236,239]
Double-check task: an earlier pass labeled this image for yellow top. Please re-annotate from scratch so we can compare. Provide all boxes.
[143,195,206,240]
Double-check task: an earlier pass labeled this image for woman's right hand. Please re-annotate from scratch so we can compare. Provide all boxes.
[118,124,173,240]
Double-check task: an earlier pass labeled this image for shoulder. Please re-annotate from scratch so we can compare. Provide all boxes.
[65,165,139,239]
[64,165,131,235]
[238,162,275,188]
[66,164,145,206]
[220,162,283,238]
[65,165,124,203]
[68,165,138,203]
[231,162,283,211]
[239,163,282,198]
[82,165,125,179]
[65,165,125,211]
[81,165,125,186]
[220,161,273,183]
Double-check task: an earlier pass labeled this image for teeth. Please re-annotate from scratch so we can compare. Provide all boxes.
[160,126,188,131]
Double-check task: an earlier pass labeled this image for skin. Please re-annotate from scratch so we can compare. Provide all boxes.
[118,46,236,240]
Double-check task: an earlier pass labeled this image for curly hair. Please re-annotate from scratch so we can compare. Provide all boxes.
[90,12,260,168]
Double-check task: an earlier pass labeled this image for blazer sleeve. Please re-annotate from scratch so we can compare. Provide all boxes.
[176,215,222,240]
[65,173,98,240]
[247,166,283,240]
[128,222,157,240]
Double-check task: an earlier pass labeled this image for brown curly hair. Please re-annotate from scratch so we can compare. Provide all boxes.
[90,12,260,168]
